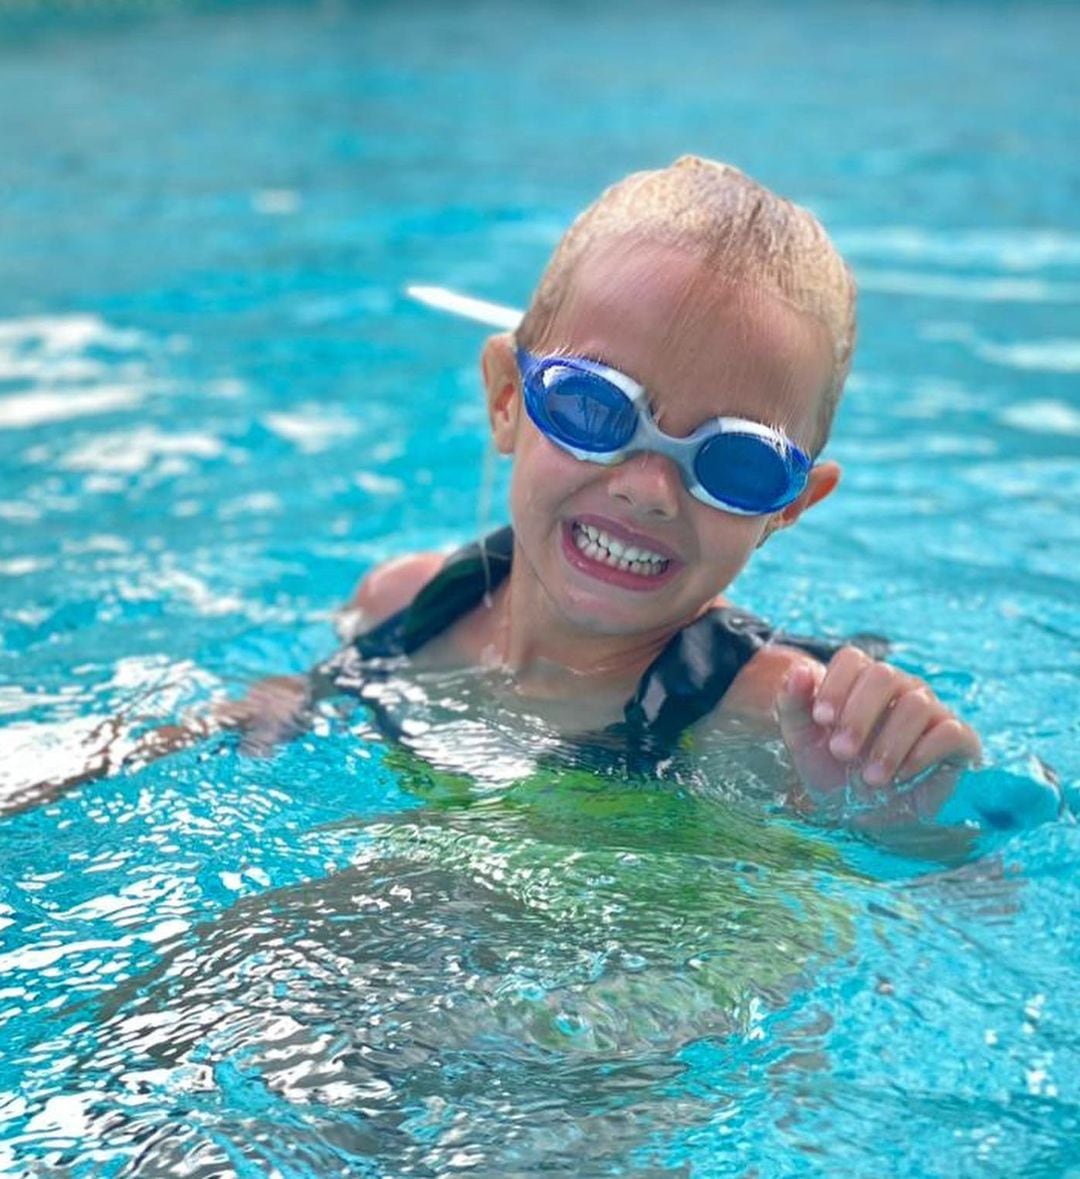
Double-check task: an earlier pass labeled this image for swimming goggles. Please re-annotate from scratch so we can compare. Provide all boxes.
[516,349,812,516]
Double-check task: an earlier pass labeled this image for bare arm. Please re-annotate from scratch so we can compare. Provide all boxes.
[3,552,446,817]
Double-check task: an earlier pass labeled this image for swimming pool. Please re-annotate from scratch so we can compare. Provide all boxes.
[1,2,1078,1174]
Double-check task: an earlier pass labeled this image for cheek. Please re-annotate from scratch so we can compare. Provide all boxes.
[509,434,588,518]
[695,511,767,579]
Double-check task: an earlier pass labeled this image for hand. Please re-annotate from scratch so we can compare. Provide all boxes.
[92,676,311,768]
[776,647,981,813]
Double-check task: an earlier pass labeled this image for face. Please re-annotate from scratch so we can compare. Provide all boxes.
[486,239,837,640]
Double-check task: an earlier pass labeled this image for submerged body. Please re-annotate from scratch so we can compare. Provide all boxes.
[80,721,865,1174]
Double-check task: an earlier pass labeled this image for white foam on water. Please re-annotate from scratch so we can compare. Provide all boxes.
[0,313,144,355]
[0,685,71,716]
[0,313,155,429]
[0,386,144,429]
[0,715,131,803]
[0,936,132,975]
[60,534,131,555]
[0,500,41,523]
[60,426,225,474]
[857,268,1080,304]
[998,400,1080,436]
[105,654,218,700]
[19,1093,96,1145]
[251,188,302,215]
[921,322,1080,372]
[0,556,50,576]
[219,490,284,518]
[263,407,359,452]
[0,655,223,811]
[0,355,105,383]
[354,470,405,496]
[145,568,246,617]
[837,227,1080,271]
[975,339,1080,373]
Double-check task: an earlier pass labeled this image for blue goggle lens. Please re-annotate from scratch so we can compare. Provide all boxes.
[533,367,638,453]
[693,433,799,512]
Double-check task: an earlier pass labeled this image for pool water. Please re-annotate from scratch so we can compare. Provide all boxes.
[1,3,1079,1175]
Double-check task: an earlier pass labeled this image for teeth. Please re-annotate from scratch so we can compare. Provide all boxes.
[571,523,670,576]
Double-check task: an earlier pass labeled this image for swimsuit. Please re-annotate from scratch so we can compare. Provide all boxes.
[329,527,884,772]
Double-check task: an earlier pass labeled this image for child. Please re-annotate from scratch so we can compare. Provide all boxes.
[24,155,979,819]
[316,155,980,811]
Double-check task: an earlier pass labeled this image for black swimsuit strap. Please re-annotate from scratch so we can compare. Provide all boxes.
[618,605,775,751]
[352,527,514,661]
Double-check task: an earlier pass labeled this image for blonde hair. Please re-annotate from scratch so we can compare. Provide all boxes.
[516,155,856,455]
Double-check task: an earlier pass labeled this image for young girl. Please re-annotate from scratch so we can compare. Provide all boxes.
[313,155,980,816]
[26,155,979,822]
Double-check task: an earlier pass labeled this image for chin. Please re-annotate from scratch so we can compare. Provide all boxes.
[546,577,674,638]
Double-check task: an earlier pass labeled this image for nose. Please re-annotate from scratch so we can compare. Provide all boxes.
[605,452,683,519]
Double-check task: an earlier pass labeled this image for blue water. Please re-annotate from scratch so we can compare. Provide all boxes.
[1,3,1079,1175]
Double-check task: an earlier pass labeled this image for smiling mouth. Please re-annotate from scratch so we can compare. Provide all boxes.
[570,521,672,577]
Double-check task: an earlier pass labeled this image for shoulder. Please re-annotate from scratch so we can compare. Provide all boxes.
[714,641,822,726]
[692,594,805,720]
[337,551,446,639]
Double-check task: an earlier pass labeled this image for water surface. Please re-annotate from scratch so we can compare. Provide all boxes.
[1,3,1078,1175]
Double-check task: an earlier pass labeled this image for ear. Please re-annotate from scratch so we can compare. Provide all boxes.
[481,333,521,455]
[757,460,841,546]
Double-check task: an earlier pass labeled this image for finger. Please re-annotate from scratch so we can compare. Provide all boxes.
[811,646,871,727]
[830,661,906,762]
[861,688,940,786]
[895,717,981,783]
[776,660,825,743]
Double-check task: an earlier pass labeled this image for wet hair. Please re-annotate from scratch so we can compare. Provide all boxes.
[515,155,856,456]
